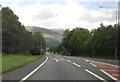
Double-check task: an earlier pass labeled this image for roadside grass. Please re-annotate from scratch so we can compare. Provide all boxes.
[2,54,43,73]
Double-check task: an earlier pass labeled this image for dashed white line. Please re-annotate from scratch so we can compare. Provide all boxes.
[67,59,71,62]
[85,69,107,82]
[90,63,97,67]
[100,69,118,80]
[72,63,81,67]
[19,56,48,82]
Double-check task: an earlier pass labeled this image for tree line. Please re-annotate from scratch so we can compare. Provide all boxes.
[2,7,46,55]
[51,23,120,58]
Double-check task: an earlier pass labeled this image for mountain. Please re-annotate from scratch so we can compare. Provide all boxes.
[25,26,64,48]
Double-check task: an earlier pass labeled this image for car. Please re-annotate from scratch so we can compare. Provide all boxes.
[52,53,54,55]
[55,53,57,55]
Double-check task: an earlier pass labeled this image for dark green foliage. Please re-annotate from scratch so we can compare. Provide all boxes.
[31,32,46,55]
[2,7,46,55]
[45,37,61,48]
[61,28,92,56]
[118,23,120,57]
[92,24,115,57]
[58,23,118,58]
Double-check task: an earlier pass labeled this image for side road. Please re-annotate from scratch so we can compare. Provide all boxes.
[2,56,46,80]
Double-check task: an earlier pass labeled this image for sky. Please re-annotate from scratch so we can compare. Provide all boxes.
[1,0,119,30]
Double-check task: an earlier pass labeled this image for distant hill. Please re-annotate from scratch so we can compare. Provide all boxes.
[49,29,64,35]
[45,37,61,48]
[25,26,64,48]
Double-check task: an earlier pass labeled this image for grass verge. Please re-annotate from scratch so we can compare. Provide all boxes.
[2,54,43,73]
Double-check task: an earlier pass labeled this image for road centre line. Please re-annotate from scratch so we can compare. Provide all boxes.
[67,59,71,62]
[90,63,97,67]
[19,56,48,82]
[100,69,118,80]
[66,59,81,67]
[72,62,81,67]
[85,69,107,82]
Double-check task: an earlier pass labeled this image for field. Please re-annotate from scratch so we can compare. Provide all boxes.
[2,54,43,73]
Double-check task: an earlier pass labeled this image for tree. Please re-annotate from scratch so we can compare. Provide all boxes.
[2,7,46,55]
[118,23,120,58]
[31,32,46,55]
[92,24,115,57]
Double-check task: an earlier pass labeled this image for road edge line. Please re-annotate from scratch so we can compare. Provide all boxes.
[100,69,118,81]
[90,63,97,67]
[19,56,48,81]
[86,59,119,68]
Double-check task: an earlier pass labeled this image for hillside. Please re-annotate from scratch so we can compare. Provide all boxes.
[49,29,64,35]
[45,37,61,48]
[25,26,64,48]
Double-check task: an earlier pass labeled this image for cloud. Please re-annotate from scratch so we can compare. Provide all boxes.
[1,0,116,30]
[78,9,116,23]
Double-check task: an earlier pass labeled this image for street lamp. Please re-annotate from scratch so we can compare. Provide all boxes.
[99,5,118,58]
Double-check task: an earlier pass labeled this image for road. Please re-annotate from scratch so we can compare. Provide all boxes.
[3,53,120,81]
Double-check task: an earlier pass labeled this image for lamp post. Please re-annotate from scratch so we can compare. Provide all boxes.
[99,5,118,58]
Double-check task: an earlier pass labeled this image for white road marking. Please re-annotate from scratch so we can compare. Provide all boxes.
[112,74,120,76]
[90,63,97,67]
[84,59,89,62]
[59,59,64,61]
[85,69,107,82]
[100,69,118,80]
[67,59,71,62]
[104,70,118,71]
[54,58,59,63]
[87,60,119,68]
[97,66,115,68]
[72,63,81,67]
[19,56,48,82]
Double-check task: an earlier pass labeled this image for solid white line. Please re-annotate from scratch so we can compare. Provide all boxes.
[54,58,59,63]
[100,69,118,80]
[104,70,118,71]
[85,69,107,82]
[19,56,48,82]
[84,59,89,62]
[72,63,81,67]
[112,74,120,76]
[67,59,71,62]
[90,60,119,68]
[90,63,97,67]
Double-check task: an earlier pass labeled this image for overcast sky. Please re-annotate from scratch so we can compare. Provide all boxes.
[1,0,119,30]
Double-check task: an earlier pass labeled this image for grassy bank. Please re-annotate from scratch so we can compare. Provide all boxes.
[2,54,43,73]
